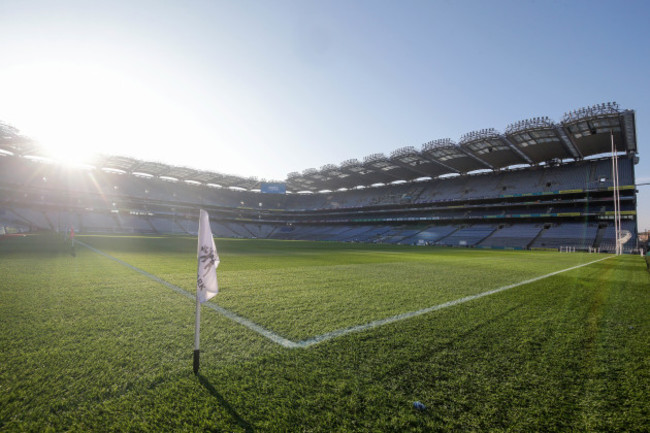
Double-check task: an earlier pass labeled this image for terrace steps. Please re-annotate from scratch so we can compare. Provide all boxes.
[593,225,606,249]
[527,225,548,249]
[174,218,191,234]
[434,226,461,244]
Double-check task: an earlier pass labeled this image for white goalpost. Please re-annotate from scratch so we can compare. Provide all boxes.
[611,131,623,255]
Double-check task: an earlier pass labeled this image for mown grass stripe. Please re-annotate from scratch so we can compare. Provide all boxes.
[77,240,300,348]
[296,254,614,347]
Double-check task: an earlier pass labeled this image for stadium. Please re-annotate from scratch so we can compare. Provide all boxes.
[0,103,640,253]
[1,100,649,431]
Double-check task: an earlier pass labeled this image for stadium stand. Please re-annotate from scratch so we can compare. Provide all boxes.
[437,224,497,247]
[478,224,543,249]
[0,103,640,252]
[407,225,459,245]
[598,220,637,253]
[530,223,600,250]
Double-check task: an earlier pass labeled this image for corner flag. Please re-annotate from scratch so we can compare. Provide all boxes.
[197,209,219,303]
[194,209,219,374]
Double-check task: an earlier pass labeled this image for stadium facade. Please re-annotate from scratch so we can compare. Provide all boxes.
[0,103,640,252]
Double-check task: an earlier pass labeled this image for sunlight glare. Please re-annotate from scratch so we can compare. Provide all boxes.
[0,61,213,166]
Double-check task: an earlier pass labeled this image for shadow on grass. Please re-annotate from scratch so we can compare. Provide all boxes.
[198,374,255,432]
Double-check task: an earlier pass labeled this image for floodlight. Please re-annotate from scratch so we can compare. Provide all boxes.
[341,159,361,168]
[390,146,417,158]
[422,138,455,152]
[363,153,386,163]
[561,102,620,123]
[459,128,498,145]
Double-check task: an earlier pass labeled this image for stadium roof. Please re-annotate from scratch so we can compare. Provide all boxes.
[286,103,636,192]
[0,103,637,192]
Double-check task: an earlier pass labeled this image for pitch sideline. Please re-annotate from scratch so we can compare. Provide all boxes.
[78,240,613,349]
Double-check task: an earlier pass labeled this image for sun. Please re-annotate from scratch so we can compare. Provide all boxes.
[38,135,99,168]
[0,60,194,167]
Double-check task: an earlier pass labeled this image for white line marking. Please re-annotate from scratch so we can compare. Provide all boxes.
[77,240,300,348]
[295,254,614,347]
[78,240,613,349]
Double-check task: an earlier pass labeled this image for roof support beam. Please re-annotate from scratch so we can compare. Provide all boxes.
[417,151,461,175]
[500,137,533,165]
[389,157,438,178]
[457,147,493,170]
[556,126,583,159]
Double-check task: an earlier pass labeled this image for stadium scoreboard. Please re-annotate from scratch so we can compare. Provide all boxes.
[261,182,287,194]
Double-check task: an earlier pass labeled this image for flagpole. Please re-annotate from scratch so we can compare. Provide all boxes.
[194,294,201,374]
[194,209,219,375]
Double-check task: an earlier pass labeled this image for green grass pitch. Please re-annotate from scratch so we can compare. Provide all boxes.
[1,233,649,431]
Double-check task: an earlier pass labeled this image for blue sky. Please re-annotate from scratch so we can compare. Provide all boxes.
[0,0,648,230]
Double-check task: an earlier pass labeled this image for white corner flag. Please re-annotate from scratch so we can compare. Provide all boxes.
[197,209,219,303]
[194,209,219,374]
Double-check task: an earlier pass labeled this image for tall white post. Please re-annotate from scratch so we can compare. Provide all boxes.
[611,132,620,255]
[614,146,623,254]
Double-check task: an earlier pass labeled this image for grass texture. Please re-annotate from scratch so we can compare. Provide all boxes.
[1,234,649,432]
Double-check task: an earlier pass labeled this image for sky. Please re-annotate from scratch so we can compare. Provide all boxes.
[0,0,648,230]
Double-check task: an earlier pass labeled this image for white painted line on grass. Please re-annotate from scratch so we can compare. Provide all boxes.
[77,240,300,348]
[295,254,614,347]
[79,239,613,349]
